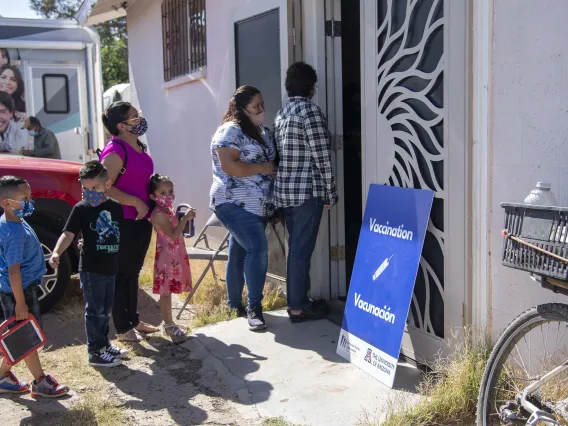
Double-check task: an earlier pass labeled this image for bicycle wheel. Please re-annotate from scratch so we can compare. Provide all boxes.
[477,303,568,426]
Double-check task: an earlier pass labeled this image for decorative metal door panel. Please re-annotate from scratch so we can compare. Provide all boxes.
[362,0,468,362]
[377,0,445,340]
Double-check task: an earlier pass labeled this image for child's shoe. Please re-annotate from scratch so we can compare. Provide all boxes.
[31,375,69,398]
[105,344,128,359]
[88,349,122,368]
[0,371,30,394]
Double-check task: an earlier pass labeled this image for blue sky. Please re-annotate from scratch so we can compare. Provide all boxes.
[0,1,41,19]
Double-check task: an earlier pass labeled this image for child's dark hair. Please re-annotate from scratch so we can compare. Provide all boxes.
[102,101,147,151]
[149,174,174,209]
[79,160,109,182]
[0,175,27,201]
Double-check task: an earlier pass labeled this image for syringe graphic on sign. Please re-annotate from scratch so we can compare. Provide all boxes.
[372,254,394,281]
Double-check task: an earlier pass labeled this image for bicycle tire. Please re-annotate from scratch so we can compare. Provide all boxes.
[477,303,568,426]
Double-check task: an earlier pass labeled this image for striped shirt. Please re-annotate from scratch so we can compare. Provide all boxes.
[0,216,46,293]
[273,97,338,207]
[210,122,277,217]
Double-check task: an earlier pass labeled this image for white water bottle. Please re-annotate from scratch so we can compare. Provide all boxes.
[524,182,558,207]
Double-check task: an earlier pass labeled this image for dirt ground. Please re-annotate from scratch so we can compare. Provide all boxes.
[0,280,264,426]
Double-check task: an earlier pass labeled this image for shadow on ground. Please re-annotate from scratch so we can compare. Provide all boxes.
[1,282,271,426]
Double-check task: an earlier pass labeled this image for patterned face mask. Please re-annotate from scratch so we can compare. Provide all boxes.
[12,200,35,218]
[83,190,107,207]
[155,194,175,209]
[127,117,148,137]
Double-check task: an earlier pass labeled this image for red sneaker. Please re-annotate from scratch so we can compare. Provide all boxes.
[0,371,30,394]
[31,375,69,398]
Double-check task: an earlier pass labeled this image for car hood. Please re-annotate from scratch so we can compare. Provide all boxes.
[0,154,82,173]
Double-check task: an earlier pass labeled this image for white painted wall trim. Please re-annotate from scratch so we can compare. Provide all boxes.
[471,0,494,331]
[302,0,329,301]
[161,68,207,90]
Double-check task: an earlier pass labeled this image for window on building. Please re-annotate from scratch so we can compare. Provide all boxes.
[162,0,207,82]
[42,74,70,114]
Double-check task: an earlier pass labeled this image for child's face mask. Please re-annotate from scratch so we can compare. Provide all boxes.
[155,194,175,209]
[6,199,35,218]
[83,190,107,207]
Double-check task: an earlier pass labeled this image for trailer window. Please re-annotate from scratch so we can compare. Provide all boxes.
[42,74,70,114]
[161,0,207,82]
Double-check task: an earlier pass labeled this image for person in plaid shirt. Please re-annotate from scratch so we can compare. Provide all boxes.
[274,62,338,323]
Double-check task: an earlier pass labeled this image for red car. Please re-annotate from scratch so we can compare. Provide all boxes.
[0,154,82,312]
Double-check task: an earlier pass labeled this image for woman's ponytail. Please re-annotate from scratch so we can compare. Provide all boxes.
[103,101,132,137]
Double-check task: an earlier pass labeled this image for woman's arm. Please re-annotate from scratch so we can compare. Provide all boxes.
[217,148,276,177]
[102,153,148,219]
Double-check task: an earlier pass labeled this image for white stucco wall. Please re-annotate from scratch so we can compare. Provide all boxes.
[490,0,568,337]
[126,0,249,233]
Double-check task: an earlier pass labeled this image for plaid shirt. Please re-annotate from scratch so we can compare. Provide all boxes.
[273,97,338,207]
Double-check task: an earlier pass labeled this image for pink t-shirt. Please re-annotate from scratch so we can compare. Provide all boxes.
[100,137,154,220]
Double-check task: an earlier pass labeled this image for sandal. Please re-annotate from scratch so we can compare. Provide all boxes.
[163,322,188,338]
[116,329,143,342]
[135,321,160,334]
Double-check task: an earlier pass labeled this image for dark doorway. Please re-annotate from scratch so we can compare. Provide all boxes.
[341,0,362,290]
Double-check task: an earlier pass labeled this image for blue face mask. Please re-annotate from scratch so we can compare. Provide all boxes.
[83,190,107,207]
[13,200,35,218]
[28,130,38,137]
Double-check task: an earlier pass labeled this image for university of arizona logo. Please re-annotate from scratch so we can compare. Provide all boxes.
[364,349,372,364]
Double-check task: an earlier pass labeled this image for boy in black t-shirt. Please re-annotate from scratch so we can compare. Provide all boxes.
[50,161,127,367]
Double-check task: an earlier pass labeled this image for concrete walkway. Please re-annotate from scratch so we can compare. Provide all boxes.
[184,310,423,426]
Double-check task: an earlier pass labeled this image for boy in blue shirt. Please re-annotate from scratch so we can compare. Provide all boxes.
[0,175,69,397]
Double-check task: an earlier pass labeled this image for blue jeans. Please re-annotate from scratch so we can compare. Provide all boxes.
[283,198,324,310]
[80,272,115,355]
[214,203,268,310]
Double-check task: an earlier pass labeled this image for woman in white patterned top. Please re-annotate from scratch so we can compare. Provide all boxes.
[210,85,277,331]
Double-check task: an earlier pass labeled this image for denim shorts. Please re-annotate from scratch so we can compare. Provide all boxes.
[0,284,42,329]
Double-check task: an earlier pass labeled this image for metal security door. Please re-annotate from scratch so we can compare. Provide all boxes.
[361,0,468,363]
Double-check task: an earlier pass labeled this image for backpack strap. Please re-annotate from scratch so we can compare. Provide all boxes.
[97,140,128,185]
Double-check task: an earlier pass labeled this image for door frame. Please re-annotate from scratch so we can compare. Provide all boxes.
[325,0,348,300]
[358,0,471,364]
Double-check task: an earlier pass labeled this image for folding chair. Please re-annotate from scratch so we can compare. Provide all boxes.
[177,213,230,319]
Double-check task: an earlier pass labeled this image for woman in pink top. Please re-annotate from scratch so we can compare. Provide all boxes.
[100,102,159,341]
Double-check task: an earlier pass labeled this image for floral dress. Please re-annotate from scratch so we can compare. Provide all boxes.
[151,207,192,296]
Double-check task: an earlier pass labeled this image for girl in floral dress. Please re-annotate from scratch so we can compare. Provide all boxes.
[149,174,195,338]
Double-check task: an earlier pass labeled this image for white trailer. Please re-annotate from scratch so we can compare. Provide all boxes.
[0,18,104,162]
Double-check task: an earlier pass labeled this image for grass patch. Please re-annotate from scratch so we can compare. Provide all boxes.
[52,276,84,323]
[53,394,125,426]
[13,345,99,388]
[365,327,491,426]
[139,232,156,290]
[140,233,287,327]
[263,417,299,426]
[192,304,238,328]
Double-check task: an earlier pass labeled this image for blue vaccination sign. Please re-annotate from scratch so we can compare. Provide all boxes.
[336,184,433,387]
